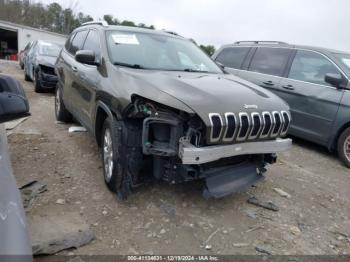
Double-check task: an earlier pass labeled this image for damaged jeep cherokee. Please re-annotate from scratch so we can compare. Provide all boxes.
[55,21,292,199]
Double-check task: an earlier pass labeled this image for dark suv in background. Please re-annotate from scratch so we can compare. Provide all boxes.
[54,22,292,199]
[213,41,350,167]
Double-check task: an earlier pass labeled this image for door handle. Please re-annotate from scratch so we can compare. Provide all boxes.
[263,81,274,86]
[71,66,78,72]
[282,84,295,90]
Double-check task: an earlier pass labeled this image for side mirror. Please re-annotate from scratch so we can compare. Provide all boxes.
[325,73,346,89]
[0,75,30,124]
[75,50,99,66]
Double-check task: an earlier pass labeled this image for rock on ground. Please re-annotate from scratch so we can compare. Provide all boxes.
[29,212,95,255]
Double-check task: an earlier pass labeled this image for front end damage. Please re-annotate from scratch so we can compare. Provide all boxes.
[126,97,292,198]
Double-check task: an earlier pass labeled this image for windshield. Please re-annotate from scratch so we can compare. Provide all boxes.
[334,53,350,70]
[106,30,222,73]
[38,42,62,57]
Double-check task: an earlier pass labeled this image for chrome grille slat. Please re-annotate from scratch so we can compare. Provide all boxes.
[271,111,282,137]
[237,112,251,141]
[209,113,223,143]
[280,111,291,136]
[260,111,273,138]
[249,112,263,140]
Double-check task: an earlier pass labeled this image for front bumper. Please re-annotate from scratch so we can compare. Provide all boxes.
[179,138,292,165]
[39,72,58,88]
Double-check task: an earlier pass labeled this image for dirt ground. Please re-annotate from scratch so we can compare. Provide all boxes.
[1,60,350,256]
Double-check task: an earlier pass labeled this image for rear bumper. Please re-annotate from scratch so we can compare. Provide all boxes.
[179,138,292,165]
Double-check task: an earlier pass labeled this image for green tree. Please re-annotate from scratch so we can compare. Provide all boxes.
[199,45,216,56]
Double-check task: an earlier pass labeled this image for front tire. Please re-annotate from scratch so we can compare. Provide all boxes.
[55,87,72,122]
[101,117,131,200]
[337,127,350,168]
[24,68,30,81]
[34,70,42,93]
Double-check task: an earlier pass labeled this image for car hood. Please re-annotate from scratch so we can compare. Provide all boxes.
[121,69,289,125]
[36,56,57,68]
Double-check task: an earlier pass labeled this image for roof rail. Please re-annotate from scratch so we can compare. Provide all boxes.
[234,41,288,45]
[82,20,109,27]
[162,30,183,37]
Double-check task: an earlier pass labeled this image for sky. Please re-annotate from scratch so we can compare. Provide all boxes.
[40,0,350,52]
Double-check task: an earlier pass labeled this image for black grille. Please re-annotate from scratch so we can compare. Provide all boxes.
[238,114,250,139]
[272,112,282,135]
[250,114,261,138]
[224,114,236,139]
[210,114,222,140]
[261,113,272,137]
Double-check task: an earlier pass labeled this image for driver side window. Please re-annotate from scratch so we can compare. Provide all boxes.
[289,50,341,87]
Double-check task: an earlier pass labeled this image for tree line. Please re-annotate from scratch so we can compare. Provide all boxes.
[0,0,216,55]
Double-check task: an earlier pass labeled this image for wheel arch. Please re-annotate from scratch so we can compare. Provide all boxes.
[329,121,350,152]
[95,101,121,147]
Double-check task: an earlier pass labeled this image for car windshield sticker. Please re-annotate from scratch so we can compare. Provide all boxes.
[112,34,139,45]
[342,58,350,68]
[41,42,52,46]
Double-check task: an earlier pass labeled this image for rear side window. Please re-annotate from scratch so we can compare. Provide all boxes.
[68,30,88,55]
[83,30,101,58]
[249,47,291,76]
[215,47,250,69]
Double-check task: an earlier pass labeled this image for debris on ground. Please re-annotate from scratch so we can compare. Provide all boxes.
[159,202,176,219]
[273,188,291,199]
[290,225,302,235]
[233,243,249,248]
[56,199,66,205]
[29,212,95,255]
[68,126,87,133]
[5,116,29,130]
[246,225,264,233]
[19,180,47,208]
[205,244,212,250]
[255,245,272,255]
[247,197,279,212]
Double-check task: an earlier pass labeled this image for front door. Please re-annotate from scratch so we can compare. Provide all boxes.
[279,49,345,144]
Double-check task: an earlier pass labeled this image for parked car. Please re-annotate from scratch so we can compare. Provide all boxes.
[213,41,350,168]
[24,40,63,93]
[0,74,32,259]
[19,41,33,70]
[55,22,292,199]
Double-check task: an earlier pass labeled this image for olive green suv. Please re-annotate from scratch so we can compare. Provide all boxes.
[55,22,292,199]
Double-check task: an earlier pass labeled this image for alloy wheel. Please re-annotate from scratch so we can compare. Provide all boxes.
[103,129,114,182]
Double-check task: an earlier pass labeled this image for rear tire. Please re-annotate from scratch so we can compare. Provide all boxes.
[337,127,350,168]
[101,117,132,200]
[55,87,72,122]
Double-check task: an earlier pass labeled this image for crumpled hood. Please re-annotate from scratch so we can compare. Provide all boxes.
[35,55,57,68]
[122,69,289,125]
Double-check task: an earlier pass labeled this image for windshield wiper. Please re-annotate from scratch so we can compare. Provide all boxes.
[183,68,209,73]
[113,62,145,69]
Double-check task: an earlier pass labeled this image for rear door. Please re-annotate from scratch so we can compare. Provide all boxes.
[214,47,251,75]
[279,49,345,144]
[238,47,293,93]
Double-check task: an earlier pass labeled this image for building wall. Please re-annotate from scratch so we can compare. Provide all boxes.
[0,20,67,52]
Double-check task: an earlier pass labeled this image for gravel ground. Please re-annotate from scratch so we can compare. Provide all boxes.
[1,60,350,256]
